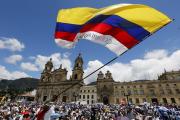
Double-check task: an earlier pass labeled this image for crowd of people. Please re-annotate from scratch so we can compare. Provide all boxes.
[0,101,180,120]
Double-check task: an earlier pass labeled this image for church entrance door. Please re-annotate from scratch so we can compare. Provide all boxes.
[103,96,109,105]
[62,96,67,102]
[151,98,158,104]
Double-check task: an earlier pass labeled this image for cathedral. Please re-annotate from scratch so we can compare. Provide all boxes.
[36,54,180,105]
[36,54,84,103]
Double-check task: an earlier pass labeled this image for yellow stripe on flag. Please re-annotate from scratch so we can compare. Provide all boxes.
[57,4,171,33]
[57,7,98,25]
[97,4,171,33]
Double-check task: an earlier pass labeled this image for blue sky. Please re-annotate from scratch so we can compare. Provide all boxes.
[0,0,180,82]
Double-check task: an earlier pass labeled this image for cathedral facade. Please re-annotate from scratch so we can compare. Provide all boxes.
[36,55,180,105]
[36,54,84,103]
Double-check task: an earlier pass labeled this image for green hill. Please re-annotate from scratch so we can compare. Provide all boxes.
[0,77,39,90]
[0,78,39,97]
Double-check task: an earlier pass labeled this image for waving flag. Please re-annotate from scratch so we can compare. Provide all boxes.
[55,4,171,55]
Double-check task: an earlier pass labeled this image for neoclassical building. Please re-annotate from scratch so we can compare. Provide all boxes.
[36,54,180,105]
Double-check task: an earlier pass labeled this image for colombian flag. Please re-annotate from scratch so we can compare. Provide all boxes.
[55,4,171,55]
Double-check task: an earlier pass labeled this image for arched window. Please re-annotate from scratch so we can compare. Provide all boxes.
[43,96,47,101]
[75,63,78,67]
[74,74,78,79]
[78,63,82,67]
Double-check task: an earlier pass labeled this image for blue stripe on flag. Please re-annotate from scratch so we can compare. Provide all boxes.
[56,23,82,33]
[86,15,150,41]
[55,14,150,41]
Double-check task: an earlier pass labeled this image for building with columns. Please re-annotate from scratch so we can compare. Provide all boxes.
[36,54,180,105]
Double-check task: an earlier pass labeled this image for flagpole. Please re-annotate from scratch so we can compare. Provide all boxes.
[46,19,173,103]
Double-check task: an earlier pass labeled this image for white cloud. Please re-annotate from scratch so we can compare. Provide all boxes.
[63,52,71,58]
[33,53,72,77]
[84,60,104,83]
[0,37,25,51]
[5,54,23,64]
[10,71,30,79]
[84,49,180,84]
[3,49,178,83]
[20,62,39,71]
[0,65,30,80]
[28,56,36,60]
[144,49,168,59]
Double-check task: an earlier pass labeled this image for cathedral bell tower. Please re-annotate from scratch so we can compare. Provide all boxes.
[72,53,84,80]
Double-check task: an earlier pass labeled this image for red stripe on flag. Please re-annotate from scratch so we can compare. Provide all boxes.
[55,31,77,42]
[80,23,139,48]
